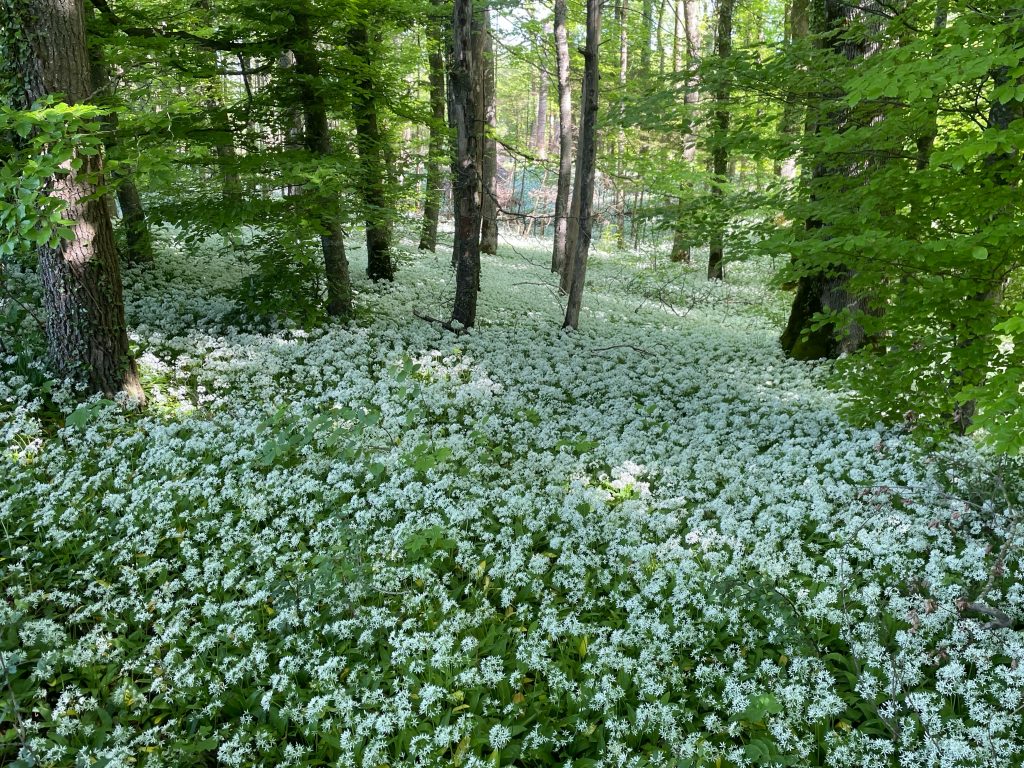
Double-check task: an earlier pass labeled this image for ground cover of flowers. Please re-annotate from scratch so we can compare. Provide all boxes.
[2,235,1023,768]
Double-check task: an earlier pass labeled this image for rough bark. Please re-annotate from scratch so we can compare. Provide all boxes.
[347,21,395,281]
[670,0,702,262]
[8,0,143,400]
[562,0,602,330]
[551,0,573,273]
[291,10,352,318]
[419,2,446,252]
[707,0,733,281]
[479,9,499,255]
[450,0,482,328]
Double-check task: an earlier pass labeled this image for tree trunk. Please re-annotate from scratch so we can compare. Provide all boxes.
[777,0,809,180]
[419,2,447,252]
[278,50,305,197]
[670,0,702,263]
[479,8,499,255]
[640,0,654,73]
[551,0,573,273]
[706,0,733,281]
[8,0,143,400]
[450,0,482,328]
[562,0,602,330]
[348,21,395,281]
[533,34,549,159]
[291,10,352,318]
[87,24,154,266]
[915,0,949,171]
[615,0,629,250]
[781,0,882,359]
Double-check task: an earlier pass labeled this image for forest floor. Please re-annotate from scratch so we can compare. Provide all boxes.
[2,231,1023,767]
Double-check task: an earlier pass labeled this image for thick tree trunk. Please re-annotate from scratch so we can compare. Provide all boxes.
[670,0,702,263]
[479,9,499,255]
[450,0,482,328]
[707,0,733,280]
[551,0,573,273]
[292,10,352,318]
[278,50,305,197]
[8,0,143,400]
[419,3,447,252]
[562,0,602,330]
[781,0,881,359]
[348,22,395,281]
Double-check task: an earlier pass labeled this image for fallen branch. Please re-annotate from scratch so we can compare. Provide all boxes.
[412,309,466,335]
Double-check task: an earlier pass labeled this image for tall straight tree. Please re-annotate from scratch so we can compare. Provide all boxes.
[347,18,395,281]
[4,0,144,399]
[550,0,573,273]
[670,0,701,262]
[290,8,352,317]
[479,8,499,255]
[450,0,482,328]
[419,1,447,252]
[706,0,733,280]
[562,0,602,330]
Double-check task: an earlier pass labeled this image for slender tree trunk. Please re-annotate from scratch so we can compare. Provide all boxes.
[560,163,583,294]
[7,0,143,400]
[706,0,733,281]
[479,8,499,255]
[915,0,949,170]
[777,0,809,180]
[292,10,352,318]
[551,0,573,273]
[640,0,654,74]
[279,49,305,197]
[450,0,482,328]
[533,34,549,159]
[348,21,395,281]
[419,2,446,251]
[616,0,629,249]
[670,0,702,262]
[87,27,154,266]
[563,0,602,330]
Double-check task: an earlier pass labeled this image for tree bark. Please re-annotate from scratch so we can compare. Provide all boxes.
[291,10,352,318]
[562,0,602,330]
[419,2,447,252]
[615,0,629,249]
[551,0,573,273]
[7,0,143,400]
[450,0,482,328]
[533,32,549,159]
[347,21,395,281]
[706,0,733,281]
[479,8,499,255]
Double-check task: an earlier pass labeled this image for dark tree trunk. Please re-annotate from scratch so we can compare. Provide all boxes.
[615,0,629,250]
[450,0,482,328]
[348,21,395,281]
[781,0,881,359]
[479,8,499,256]
[560,163,583,295]
[562,0,602,330]
[670,0,702,263]
[279,50,305,197]
[419,2,447,252]
[7,0,143,400]
[291,10,352,318]
[551,0,573,273]
[706,0,733,281]
[915,0,949,171]
[87,24,154,266]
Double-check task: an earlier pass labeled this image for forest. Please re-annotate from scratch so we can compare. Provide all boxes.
[1,0,1024,766]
